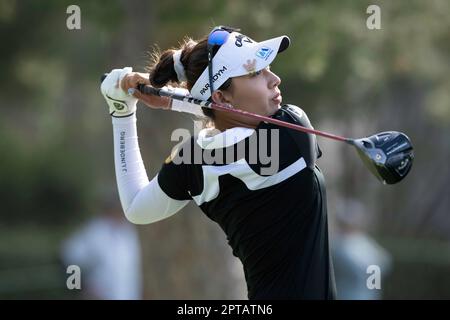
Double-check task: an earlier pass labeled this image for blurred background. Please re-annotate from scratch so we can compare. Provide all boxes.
[0,0,449,299]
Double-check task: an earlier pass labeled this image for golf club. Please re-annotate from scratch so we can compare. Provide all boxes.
[101,74,414,184]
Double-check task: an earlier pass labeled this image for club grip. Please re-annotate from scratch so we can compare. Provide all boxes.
[100,73,108,83]
[137,84,161,96]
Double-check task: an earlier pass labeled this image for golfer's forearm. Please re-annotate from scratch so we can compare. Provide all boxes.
[171,98,205,116]
[112,115,189,224]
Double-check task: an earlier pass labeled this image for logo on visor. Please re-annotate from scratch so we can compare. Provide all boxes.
[243,59,257,75]
[256,47,273,60]
[235,34,253,47]
[199,65,228,96]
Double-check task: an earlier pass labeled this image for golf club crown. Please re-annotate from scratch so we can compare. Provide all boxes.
[353,131,414,184]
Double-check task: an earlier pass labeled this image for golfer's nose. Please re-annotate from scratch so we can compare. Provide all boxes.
[267,69,281,88]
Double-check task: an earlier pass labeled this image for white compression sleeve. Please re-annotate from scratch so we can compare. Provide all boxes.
[112,115,189,224]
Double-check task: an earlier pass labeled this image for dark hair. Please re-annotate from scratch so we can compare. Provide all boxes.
[147,36,232,121]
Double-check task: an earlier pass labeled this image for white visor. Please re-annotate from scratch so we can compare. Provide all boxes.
[190,31,290,100]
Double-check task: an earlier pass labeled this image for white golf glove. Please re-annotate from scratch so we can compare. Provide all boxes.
[100,67,137,118]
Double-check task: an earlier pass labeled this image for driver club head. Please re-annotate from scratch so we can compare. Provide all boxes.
[349,131,414,184]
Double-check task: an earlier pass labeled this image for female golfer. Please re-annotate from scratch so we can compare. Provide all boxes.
[101,26,336,299]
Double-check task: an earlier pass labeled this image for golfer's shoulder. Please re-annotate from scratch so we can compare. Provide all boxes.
[274,104,311,126]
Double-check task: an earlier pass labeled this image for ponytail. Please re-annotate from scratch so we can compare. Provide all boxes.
[148,38,196,88]
[147,35,232,121]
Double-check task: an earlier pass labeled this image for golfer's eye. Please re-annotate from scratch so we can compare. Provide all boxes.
[251,66,271,78]
[254,66,271,76]
[253,70,262,76]
[251,68,264,77]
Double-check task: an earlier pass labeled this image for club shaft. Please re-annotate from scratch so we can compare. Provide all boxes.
[137,84,349,143]
[100,74,349,142]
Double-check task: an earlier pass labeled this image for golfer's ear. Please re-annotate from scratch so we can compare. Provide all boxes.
[211,90,231,104]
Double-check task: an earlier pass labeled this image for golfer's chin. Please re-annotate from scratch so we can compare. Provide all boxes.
[266,104,281,117]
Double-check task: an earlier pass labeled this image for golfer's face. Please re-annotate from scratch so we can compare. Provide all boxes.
[219,66,282,125]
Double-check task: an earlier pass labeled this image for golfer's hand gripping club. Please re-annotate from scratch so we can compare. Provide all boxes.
[100,68,138,118]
